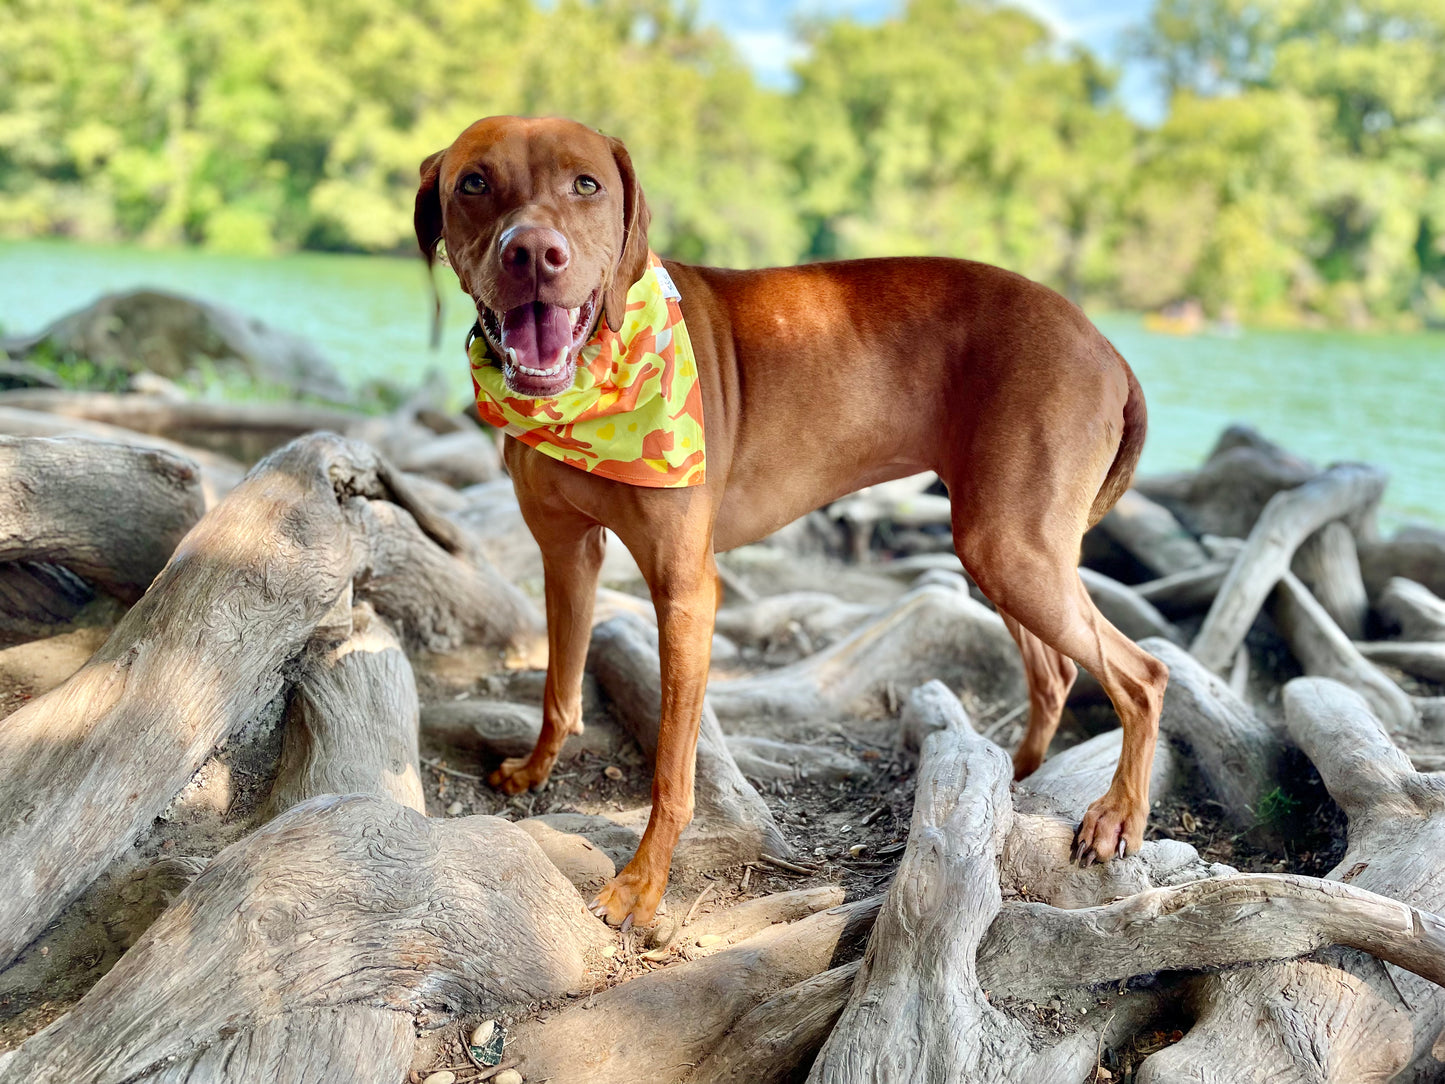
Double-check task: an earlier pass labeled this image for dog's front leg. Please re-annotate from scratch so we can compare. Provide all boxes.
[590,529,717,929]
[491,520,606,794]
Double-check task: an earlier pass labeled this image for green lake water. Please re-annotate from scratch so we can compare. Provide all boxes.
[1,239,1441,528]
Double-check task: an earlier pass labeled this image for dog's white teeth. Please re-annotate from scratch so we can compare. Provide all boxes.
[506,347,520,369]
[514,351,569,378]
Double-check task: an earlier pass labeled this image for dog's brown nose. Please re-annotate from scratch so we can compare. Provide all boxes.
[500,225,570,283]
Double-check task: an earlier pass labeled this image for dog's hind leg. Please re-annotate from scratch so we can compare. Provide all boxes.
[1000,610,1077,780]
[947,423,1168,864]
[963,532,1166,863]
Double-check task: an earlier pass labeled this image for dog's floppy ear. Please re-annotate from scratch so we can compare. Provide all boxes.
[603,136,652,333]
[415,149,446,347]
[414,149,446,262]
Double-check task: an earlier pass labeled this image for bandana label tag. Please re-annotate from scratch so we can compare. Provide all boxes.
[652,264,682,301]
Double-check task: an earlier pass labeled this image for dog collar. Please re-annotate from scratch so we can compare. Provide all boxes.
[468,253,705,488]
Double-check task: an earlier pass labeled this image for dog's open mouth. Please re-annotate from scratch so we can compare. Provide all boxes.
[479,291,599,397]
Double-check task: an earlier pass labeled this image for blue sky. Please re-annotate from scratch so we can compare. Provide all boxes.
[695,0,1165,122]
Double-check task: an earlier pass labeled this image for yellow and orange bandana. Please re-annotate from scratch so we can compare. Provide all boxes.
[469,254,705,488]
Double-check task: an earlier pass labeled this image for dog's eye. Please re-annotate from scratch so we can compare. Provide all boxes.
[459,173,488,195]
[574,175,599,196]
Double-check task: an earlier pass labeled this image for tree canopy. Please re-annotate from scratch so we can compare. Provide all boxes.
[1,0,1441,327]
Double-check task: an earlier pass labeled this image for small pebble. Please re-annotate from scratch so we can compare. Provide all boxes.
[446,800,464,817]
[494,1071,524,1084]
[697,933,724,948]
[848,843,866,857]
[470,1019,496,1047]
[422,1072,456,1084]
[604,765,624,781]
[601,944,617,958]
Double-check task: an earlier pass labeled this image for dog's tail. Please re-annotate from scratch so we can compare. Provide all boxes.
[1087,356,1147,528]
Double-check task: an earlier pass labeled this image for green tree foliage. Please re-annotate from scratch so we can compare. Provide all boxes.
[1,0,1441,326]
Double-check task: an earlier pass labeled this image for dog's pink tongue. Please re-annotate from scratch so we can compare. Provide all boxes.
[500,302,573,370]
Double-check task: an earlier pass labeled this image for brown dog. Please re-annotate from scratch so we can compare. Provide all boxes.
[415,116,1169,927]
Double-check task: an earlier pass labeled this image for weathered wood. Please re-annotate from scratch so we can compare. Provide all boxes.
[1140,638,1287,829]
[707,583,1024,729]
[1136,426,1319,540]
[808,681,1109,1083]
[1191,463,1388,671]
[263,603,425,818]
[1271,571,1418,733]
[1000,812,1233,911]
[1134,679,1445,1082]
[0,436,204,604]
[589,613,791,869]
[980,873,1445,1001]
[144,1007,415,1084]
[344,494,541,658]
[387,426,503,489]
[0,434,536,969]
[726,735,868,784]
[713,591,878,662]
[1133,558,1232,615]
[1359,526,1445,600]
[0,389,366,464]
[1377,577,1445,643]
[1293,520,1369,640]
[1,795,609,1084]
[515,819,618,891]
[686,961,862,1084]
[1356,641,1445,684]
[421,697,628,763]
[0,405,244,506]
[507,895,881,1084]
[677,886,848,949]
[1094,488,1210,578]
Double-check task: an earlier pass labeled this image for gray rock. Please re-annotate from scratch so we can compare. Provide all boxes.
[3,289,348,402]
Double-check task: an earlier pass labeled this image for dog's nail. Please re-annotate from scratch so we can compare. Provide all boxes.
[1117,839,1127,860]
[620,915,634,934]
[1082,850,1097,869]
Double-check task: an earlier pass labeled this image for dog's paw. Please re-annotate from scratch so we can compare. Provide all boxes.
[488,756,551,795]
[589,866,666,931]
[1072,789,1147,867]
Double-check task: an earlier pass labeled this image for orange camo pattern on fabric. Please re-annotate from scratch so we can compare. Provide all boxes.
[469,253,705,487]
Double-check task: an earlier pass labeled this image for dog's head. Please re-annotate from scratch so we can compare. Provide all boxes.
[415,116,651,398]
